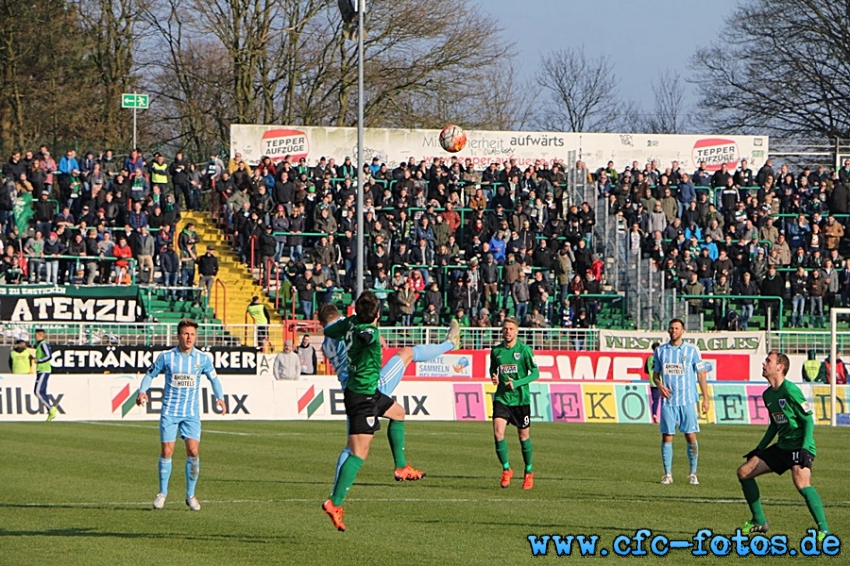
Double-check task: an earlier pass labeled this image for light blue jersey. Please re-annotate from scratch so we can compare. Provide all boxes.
[653,341,708,407]
[322,332,350,389]
[139,348,223,418]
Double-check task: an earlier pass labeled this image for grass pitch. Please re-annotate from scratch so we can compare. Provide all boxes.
[0,421,846,565]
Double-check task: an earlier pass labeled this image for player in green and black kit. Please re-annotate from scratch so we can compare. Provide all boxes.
[320,291,422,532]
[737,351,831,540]
[490,317,539,490]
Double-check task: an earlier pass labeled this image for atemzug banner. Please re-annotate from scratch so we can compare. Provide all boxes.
[51,346,261,375]
[0,284,146,323]
[0,375,845,424]
[598,330,766,355]
[230,124,768,173]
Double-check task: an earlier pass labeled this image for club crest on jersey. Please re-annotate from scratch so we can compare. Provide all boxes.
[514,352,521,360]
[779,399,786,409]
[195,363,201,370]
[366,416,375,427]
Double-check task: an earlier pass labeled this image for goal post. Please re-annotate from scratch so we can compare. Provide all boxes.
[829,308,850,427]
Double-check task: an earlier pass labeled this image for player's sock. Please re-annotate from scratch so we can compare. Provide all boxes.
[331,454,363,506]
[520,439,533,473]
[740,478,767,525]
[661,442,673,474]
[495,439,510,470]
[158,457,172,496]
[687,442,698,475]
[799,486,829,532]
[186,457,199,498]
[387,419,407,468]
[333,447,352,491]
[412,342,453,362]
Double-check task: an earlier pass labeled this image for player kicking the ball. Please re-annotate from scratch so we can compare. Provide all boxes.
[136,319,227,511]
[737,351,831,540]
[319,293,460,532]
[490,317,539,490]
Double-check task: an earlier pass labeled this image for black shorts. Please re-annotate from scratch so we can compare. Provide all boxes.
[492,401,531,430]
[343,388,395,435]
[757,445,813,475]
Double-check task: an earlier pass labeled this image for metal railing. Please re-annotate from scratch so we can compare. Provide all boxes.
[768,330,850,355]
[3,320,848,355]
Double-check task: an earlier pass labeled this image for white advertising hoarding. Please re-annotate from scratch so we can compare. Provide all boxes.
[230,124,768,173]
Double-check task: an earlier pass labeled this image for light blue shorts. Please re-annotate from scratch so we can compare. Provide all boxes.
[377,355,406,396]
[160,415,202,443]
[659,402,700,435]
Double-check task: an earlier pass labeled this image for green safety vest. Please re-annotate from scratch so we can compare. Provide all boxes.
[151,161,169,185]
[35,341,52,372]
[247,304,268,325]
[645,354,657,388]
[802,360,823,382]
[10,349,31,374]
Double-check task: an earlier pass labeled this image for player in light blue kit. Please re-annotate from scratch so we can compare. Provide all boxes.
[136,319,227,511]
[652,318,709,486]
[318,302,460,482]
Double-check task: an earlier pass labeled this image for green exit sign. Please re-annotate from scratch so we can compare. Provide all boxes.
[121,93,149,109]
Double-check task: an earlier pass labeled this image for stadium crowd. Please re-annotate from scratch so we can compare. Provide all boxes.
[3,145,850,330]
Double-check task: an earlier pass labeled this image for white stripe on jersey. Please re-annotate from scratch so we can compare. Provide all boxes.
[654,342,703,407]
[322,336,349,388]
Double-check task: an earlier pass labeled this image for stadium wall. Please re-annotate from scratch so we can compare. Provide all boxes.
[1,373,845,424]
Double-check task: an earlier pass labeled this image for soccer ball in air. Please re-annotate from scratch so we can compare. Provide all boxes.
[439,125,467,153]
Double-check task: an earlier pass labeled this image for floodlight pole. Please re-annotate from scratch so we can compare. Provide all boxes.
[354,1,365,298]
[133,91,138,150]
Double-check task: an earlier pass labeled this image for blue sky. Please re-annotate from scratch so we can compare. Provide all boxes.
[474,0,740,115]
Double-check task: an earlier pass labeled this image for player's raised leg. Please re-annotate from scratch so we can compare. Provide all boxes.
[377,319,461,395]
[377,320,459,481]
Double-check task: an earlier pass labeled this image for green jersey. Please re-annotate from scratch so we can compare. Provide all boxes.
[324,315,381,395]
[490,340,539,407]
[759,379,816,454]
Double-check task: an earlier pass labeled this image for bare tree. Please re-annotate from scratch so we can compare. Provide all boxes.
[691,0,850,139]
[72,0,145,147]
[535,48,622,133]
[644,69,686,134]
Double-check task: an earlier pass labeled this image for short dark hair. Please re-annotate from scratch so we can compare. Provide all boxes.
[355,291,380,324]
[770,351,790,376]
[177,318,199,332]
[318,303,341,326]
[35,328,45,334]
[669,318,684,328]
